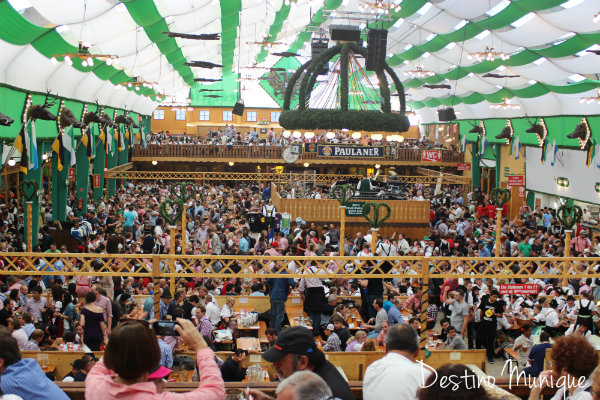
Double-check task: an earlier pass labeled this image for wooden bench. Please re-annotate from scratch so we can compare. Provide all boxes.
[23,348,487,382]
[258,321,268,343]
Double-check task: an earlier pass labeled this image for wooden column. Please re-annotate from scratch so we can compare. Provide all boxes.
[495,208,502,258]
[152,255,160,319]
[419,258,430,348]
[371,228,379,253]
[563,230,572,286]
[182,205,187,251]
[169,226,176,296]
[26,202,32,251]
[340,206,346,256]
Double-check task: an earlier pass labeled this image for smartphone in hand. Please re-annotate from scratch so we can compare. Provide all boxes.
[153,320,180,336]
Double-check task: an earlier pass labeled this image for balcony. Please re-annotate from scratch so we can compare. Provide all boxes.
[131,144,464,165]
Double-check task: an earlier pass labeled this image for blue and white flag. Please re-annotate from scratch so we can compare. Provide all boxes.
[460,134,467,154]
[550,138,558,166]
[479,134,488,156]
[512,134,521,160]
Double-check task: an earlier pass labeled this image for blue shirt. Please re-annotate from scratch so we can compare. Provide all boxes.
[542,213,552,228]
[387,305,403,325]
[267,272,296,301]
[1,358,69,400]
[143,296,155,321]
[158,338,173,368]
[382,300,394,313]
[239,237,250,253]
[123,210,137,227]
[526,342,552,377]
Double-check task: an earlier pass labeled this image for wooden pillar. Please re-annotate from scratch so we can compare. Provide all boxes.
[495,208,502,258]
[419,258,430,347]
[169,227,176,296]
[26,202,32,251]
[563,230,572,286]
[182,205,187,251]
[340,207,346,256]
[152,255,160,319]
[371,228,378,253]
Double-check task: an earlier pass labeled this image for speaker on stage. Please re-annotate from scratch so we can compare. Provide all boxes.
[366,29,388,71]
[232,100,244,116]
[438,107,456,122]
[311,38,330,75]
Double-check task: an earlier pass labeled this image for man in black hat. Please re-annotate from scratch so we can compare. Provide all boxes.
[256,326,354,400]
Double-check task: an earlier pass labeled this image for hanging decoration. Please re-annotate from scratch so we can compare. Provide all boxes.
[468,46,510,62]
[495,120,513,144]
[280,42,409,133]
[361,202,392,229]
[525,118,547,147]
[566,117,591,150]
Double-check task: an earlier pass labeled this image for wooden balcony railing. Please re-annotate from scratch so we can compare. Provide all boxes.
[132,144,464,163]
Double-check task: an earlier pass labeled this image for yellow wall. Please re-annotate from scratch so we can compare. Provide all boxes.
[150,106,420,139]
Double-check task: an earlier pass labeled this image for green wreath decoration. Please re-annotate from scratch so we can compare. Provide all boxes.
[159,198,184,227]
[362,202,392,229]
[331,184,355,207]
[280,42,409,133]
[20,180,38,202]
[556,204,582,231]
[490,188,511,208]
[170,181,196,202]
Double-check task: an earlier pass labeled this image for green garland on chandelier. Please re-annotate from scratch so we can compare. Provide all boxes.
[280,42,409,133]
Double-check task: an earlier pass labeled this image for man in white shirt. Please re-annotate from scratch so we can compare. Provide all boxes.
[396,234,411,255]
[204,294,221,327]
[364,324,433,400]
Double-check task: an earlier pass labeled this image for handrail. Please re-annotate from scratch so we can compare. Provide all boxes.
[1,252,597,279]
[131,144,465,163]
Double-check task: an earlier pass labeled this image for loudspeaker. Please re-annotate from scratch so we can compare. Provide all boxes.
[366,29,388,71]
[437,107,456,122]
[232,100,244,116]
[329,25,361,42]
[311,38,330,75]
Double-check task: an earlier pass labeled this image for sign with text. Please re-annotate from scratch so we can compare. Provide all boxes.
[345,201,365,217]
[499,284,539,295]
[421,150,442,162]
[68,168,75,181]
[507,175,524,187]
[518,186,525,198]
[457,163,471,171]
[289,144,303,155]
[93,174,101,188]
[317,144,385,158]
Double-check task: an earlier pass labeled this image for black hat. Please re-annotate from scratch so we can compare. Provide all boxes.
[262,327,322,363]
[161,291,172,299]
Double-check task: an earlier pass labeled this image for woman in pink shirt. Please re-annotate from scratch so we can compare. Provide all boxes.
[85,318,224,400]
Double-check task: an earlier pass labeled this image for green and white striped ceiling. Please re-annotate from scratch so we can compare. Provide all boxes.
[3,0,600,122]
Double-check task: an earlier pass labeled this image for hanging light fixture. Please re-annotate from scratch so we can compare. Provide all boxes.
[326,131,336,139]
[357,0,401,14]
[304,131,315,139]
[283,130,291,138]
[404,65,435,79]
[352,132,362,139]
[594,11,600,23]
[292,131,302,138]
[51,41,119,68]
[489,98,520,110]
[468,46,510,62]
[372,133,383,141]
[579,89,600,104]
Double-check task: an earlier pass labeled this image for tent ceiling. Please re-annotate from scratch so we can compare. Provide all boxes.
[2,0,600,121]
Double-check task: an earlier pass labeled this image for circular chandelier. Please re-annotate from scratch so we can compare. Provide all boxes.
[50,41,119,67]
[404,65,435,79]
[579,89,600,105]
[468,46,510,62]
[489,98,520,110]
[358,0,402,14]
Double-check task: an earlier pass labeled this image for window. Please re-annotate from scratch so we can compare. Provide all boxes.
[199,110,210,121]
[153,109,165,120]
[222,111,233,121]
[270,111,281,123]
[175,109,186,120]
[247,111,257,122]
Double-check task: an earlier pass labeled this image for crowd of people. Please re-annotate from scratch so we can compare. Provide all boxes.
[147,128,448,151]
[0,161,599,398]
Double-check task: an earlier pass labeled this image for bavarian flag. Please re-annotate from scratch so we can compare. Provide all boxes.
[52,127,76,171]
[80,125,96,161]
[586,139,595,167]
[12,119,38,174]
[107,127,114,156]
[115,127,125,152]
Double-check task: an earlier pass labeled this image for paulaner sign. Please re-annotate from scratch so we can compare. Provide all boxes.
[317,144,385,158]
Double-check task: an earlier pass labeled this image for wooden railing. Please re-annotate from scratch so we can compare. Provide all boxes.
[1,252,598,280]
[132,144,464,163]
